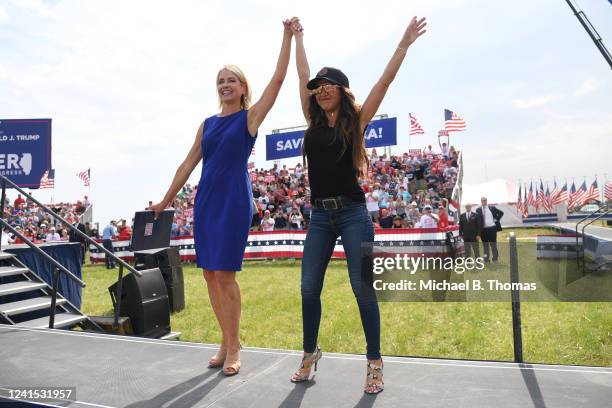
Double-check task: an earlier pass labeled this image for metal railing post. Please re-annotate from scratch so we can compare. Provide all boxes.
[49,266,60,329]
[509,232,523,363]
[114,264,124,329]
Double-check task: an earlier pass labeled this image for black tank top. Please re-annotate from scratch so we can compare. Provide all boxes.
[304,125,365,203]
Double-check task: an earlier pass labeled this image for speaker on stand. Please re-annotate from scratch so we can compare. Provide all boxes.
[108,268,170,338]
[133,247,185,313]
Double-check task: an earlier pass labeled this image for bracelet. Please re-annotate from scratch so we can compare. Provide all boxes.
[397,46,408,52]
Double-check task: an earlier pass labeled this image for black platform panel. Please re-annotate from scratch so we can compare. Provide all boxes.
[108,268,170,338]
[134,247,184,312]
[131,210,174,251]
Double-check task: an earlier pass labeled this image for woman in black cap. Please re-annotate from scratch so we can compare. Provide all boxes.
[289,17,427,394]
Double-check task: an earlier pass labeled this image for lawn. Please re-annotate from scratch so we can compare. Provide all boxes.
[80,228,611,367]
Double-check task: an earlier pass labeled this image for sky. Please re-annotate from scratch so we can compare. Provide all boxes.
[1,0,611,224]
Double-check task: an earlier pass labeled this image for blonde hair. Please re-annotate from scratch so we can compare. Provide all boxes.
[217,64,252,109]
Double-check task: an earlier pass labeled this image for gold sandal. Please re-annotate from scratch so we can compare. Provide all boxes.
[222,349,241,376]
[364,360,384,394]
[207,347,226,368]
[290,346,322,382]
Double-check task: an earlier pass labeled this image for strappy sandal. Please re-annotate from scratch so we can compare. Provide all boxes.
[290,346,322,382]
[222,349,241,376]
[207,347,226,368]
[364,360,384,394]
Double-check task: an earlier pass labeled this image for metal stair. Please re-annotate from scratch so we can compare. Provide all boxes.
[0,251,90,329]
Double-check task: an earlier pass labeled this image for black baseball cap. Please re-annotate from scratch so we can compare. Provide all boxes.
[306,67,349,90]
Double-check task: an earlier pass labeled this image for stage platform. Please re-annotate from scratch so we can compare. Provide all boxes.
[552,222,612,260]
[0,326,611,407]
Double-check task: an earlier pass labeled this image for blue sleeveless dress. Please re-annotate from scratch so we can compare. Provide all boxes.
[193,109,256,271]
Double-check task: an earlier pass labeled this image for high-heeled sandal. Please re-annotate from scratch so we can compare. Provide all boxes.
[364,359,384,394]
[207,347,226,368]
[222,347,242,376]
[290,346,322,382]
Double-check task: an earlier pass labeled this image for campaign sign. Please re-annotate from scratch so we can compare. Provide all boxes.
[363,117,397,149]
[266,130,305,160]
[0,119,52,188]
[266,117,397,160]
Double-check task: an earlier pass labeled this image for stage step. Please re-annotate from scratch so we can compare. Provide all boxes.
[0,252,15,261]
[0,296,67,316]
[0,281,47,296]
[159,331,182,341]
[17,312,89,329]
[0,266,29,278]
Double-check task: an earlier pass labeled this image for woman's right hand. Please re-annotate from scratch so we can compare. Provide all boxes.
[291,19,303,37]
[149,201,170,220]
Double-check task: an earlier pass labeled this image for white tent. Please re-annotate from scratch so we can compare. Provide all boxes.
[461,178,519,206]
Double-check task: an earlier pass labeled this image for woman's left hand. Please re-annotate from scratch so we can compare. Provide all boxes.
[283,17,299,35]
[401,16,427,48]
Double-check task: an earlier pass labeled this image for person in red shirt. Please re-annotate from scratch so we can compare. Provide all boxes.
[14,194,25,209]
[117,220,132,240]
[437,206,449,229]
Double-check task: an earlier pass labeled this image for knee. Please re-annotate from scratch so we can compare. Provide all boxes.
[203,269,216,283]
[215,272,237,288]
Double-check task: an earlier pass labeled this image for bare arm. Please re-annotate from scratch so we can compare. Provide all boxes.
[291,20,310,122]
[360,17,427,130]
[247,18,295,136]
[150,122,204,218]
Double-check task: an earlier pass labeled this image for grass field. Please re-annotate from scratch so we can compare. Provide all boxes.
[80,228,611,367]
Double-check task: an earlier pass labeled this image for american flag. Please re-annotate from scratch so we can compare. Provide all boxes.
[573,181,588,208]
[77,168,90,187]
[444,109,466,132]
[516,184,522,213]
[522,183,529,217]
[552,182,569,205]
[536,179,545,210]
[39,169,55,189]
[550,180,560,203]
[543,184,553,213]
[527,182,536,209]
[605,180,612,201]
[582,180,600,204]
[567,181,577,208]
[409,113,425,135]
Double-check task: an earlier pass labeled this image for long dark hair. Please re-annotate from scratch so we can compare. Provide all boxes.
[302,87,368,177]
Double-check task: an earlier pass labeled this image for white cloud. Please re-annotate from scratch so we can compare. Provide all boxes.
[573,79,597,97]
[0,5,8,24]
[512,95,557,109]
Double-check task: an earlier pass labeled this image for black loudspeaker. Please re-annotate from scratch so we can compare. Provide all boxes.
[108,268,170,338]
[133,247,185,313]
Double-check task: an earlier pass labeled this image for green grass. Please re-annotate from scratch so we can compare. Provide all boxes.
[81,228,612,367]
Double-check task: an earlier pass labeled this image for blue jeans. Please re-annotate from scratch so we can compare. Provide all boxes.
[301,201,381,360]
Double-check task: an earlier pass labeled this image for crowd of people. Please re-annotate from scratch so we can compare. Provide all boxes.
[1,146,460,246]
[144,145,460,235]
[1,194,93,245]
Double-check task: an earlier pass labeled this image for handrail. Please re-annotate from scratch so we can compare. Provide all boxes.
[0,174,141,277]
[0,220,85,329]
[575,202,609,264]
[0,220,86,287]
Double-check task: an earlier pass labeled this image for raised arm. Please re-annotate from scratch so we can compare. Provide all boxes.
[247,18,295,136]
[360,17,427,131]
[291,20,311,122]
[150,122,204,218]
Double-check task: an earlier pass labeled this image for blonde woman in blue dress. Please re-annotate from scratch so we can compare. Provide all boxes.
[152,17,298,376]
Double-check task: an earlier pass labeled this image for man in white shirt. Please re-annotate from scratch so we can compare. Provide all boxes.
[476,197,504,262]
[45,226,62,241]
[419,205,438,228]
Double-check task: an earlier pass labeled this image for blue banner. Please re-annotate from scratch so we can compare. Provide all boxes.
[0,119,52,188]
[266,117,397,160]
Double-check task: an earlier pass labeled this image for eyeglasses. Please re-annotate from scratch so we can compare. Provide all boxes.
[309,84,340,96]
